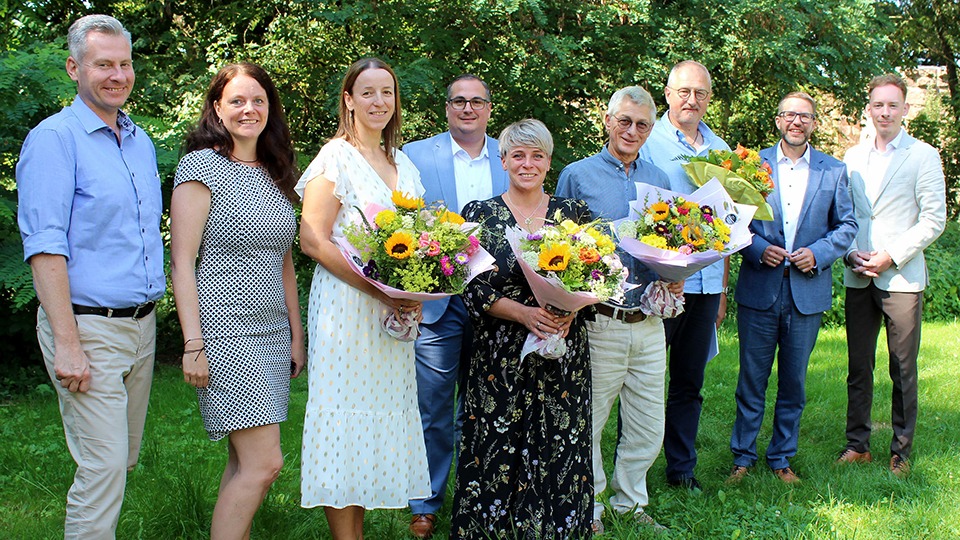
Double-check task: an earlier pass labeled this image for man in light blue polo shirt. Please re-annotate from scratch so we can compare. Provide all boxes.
[557,85,679,534]
[638,60,730,492]
[16,14,164,539]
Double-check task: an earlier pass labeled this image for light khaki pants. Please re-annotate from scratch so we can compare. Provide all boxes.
[37,307,156,540]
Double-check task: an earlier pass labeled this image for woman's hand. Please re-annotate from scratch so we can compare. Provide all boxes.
[524,306,575,339]
[290,335,306,379]
[183,345,210,388]
[381,294,423,323]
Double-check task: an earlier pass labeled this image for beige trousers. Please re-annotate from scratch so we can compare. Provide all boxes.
[37,307,156,540]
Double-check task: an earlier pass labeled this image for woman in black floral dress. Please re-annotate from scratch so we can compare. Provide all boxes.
[452,119,593,539]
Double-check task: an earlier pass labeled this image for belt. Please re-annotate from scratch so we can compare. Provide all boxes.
[783,267,790,277]
[595,303,647,323]
[72,302,156,319]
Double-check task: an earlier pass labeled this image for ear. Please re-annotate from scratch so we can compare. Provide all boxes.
[344,91,354,112]
[501,154,508,170]
[66,57,80,82]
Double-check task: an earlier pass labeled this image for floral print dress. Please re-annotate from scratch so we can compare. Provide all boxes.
[451,195,593,539]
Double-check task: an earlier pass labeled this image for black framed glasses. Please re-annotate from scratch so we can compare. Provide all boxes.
[613,114,653,133]
[447,97,490,110]
[667,86,711,102]
[777,111,817,124]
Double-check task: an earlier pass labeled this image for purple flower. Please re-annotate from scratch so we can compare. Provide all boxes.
[362,260,379,280]
[455,252,470,265]
[591,269,602,280]
[526,233,543,241]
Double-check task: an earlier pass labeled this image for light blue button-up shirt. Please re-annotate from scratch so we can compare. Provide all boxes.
[17,96,165,307]
[556,145,670,308]
[638,111,731,294]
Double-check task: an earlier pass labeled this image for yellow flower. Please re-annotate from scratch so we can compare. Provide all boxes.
[713,240,726,251]
[559,219,580,235]
[648,201,670,221]
[640,234,667,249]
[374,209,397,229]
[681,225,707,246]
[437,210,465,225]
[391,191,424,210]
[538,243,571,271]
[384,231,415,259]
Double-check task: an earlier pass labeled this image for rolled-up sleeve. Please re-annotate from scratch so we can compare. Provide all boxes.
[17,127,76,262]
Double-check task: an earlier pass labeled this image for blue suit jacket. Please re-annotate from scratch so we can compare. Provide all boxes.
[735,145,857,315]
[403,132,509,323]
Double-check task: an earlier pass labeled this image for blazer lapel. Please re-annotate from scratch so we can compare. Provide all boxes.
[760,149,784,241]
[433,134,458,210]
[796,151,825,229]
[874,135,912,204]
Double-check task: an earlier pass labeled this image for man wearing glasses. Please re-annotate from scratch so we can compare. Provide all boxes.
[402,74,508,539]
[556,86,676,534]
[726,92,856,485]
[639,60,730,492]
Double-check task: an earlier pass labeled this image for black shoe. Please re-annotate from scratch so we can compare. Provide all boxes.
[667,476,702,492]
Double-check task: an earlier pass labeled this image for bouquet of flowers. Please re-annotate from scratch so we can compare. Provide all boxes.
[615,178,756,283]
[506,211,630,360]
[680,144,775,220]
[338,190,495,341]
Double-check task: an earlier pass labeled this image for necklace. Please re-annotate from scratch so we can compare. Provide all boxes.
[230,153,259,164]
[504,191,547,227]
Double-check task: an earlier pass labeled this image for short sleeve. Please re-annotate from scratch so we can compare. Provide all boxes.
[174,149,219,192]
[296,139,347,201]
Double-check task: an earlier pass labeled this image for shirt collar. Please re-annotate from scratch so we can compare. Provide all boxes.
[598,144,638,172]
[70,95,137,137]
[450,134,489,160]
[661,111,714,147]
[776,141,811,165]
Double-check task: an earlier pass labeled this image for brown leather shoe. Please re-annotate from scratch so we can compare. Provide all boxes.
[773,467,801,484]
[890,455,910,478]
[836,448,873,464]
[409,514,436,539]
[725,465,750,485]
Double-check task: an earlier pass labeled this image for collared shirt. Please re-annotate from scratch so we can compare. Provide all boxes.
[776,142,811,253]
[17,95,165,307]
[864,128,905,203]
[451,135,493,213]
[638,111,731,294]
[556,145,670,308]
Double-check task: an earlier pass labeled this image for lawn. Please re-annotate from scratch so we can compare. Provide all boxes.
[1,322,958,539]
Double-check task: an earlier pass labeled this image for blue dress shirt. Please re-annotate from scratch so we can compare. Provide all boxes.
[638,111,731,294]
[556,145,670,308]
[17,96,165,307]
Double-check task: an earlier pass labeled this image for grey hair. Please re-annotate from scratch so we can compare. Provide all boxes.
[667,60,712,90]
[607,86,657,118]
[499,119,554,158]
[67,15,131,62]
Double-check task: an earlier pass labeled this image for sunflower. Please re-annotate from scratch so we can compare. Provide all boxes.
[391,190,425,210]
[648,201,670,221]
[538,243,571,271]
[374,209,397,229]
[681,225,707,246]
[384,231,415,259]
[437,209,465,225]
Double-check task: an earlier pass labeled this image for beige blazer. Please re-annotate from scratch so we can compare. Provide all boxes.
[842,130,946,292]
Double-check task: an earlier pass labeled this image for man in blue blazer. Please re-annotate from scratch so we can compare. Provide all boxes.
[727,92,857,484]
[402,74,509,538]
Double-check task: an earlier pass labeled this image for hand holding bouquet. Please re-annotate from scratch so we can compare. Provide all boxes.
[680,144,775,220]
[339,190,495,341]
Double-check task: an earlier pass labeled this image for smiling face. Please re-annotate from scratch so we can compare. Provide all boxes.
[66,31,134,126]
[214,74,269,146]
[775,96,816,151]
[345,68,396,135]
[502,145,551,193]
[446,78,492,140]
[868,83,909,144]
[664,64,711,129]
[604,100,654,163]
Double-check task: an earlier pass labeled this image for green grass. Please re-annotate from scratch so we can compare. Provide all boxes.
[1,322,958,539]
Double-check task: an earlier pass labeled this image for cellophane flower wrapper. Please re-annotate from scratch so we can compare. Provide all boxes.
[681,162,774,220]
[614,178,757,283]
[505,226,634,360]
[335,197,495,341]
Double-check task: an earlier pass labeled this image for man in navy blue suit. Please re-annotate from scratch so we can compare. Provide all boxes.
[402,74,509,538]
[726,92,857,485]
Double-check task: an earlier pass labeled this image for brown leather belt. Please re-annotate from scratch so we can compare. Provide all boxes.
[595,303,647,323]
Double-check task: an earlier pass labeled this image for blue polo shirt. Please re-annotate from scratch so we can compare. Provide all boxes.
[17,96,165,307]
[556,145,670,308]
[638,111,730,294]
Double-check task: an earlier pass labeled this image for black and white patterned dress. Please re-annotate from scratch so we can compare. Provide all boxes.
[174,148,297,441]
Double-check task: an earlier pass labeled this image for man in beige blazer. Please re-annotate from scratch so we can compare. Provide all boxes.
[838,73,946,477]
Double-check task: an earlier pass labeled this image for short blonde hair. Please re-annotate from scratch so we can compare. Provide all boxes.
[499,119,554,158]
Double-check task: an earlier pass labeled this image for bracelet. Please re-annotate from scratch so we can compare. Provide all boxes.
[184,337,204,346]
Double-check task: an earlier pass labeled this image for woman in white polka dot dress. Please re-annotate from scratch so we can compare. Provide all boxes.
[297,58,430,539]
[170,63,305,538]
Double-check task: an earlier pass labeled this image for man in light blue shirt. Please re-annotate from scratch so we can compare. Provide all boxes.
[638,60,730,491]
[16,15,163,539]
[557,86,678,533]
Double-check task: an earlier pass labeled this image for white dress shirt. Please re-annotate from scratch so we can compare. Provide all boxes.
[776,142,811,254]
[864,128,905,203]
[451,136,493,213]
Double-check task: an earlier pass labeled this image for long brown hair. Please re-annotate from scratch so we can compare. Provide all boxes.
[334,57,402,165]
[184,62,298,201]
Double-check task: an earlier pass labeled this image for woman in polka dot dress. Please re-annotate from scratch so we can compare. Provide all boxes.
[170,63,305,538]
[297,58,430,539]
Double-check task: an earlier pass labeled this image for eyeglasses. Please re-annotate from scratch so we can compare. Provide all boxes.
[447,97,490,110]
[667,86,711,102]
[612,114,653,133]
[777,111,817,124]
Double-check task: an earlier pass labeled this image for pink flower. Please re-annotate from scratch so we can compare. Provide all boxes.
[440,256,455,276]
[466,235,480,255]
[418,232,431,248]
[678,245,693,255]
[427,241,442,256]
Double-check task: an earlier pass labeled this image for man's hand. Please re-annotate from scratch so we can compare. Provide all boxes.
[666,280,685,295]
[848,250,881,278]
[762,245,791,267]
[862,250,893,276]
[789,247,817,273]
[54,343,91,393]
